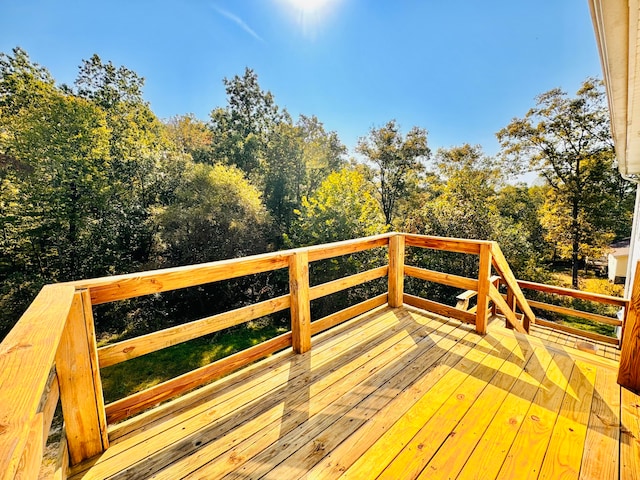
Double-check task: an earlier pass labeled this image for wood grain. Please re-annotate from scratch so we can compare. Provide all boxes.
[490,242,536,329]
[535,318,619,345]
[404,233,487,254]
[0,284,74,480]
[290,251,311,354]
[579,366,620,480]
[490,284,527,334]
[475,243,492,334]
[310,294,388,335]
[517,279,628,307]
[55,290,107,465]
[538,360,597,479]
[306,233,391,262]
[388,234,405,307]
[527,299,622,326]
[620,386,640,480]
[77,253,291,305]
[619,262,640,392]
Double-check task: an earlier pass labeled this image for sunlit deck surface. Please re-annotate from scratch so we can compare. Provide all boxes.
[69,305,639,480]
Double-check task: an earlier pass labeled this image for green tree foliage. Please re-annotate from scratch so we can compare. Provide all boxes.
[498,78,635,287]
[158,163,271,265]
[263,115,346,232]
[0,49,113,334]
[209,67,283,177]
[288,168,387,246]
[357,120,430,226]
[405,145,548,304]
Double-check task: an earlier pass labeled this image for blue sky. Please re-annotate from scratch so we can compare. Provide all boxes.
[0,0,601,157]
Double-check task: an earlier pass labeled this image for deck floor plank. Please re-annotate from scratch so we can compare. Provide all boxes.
[71,307,414,479]
[215,315,475,480]
[495,353,576,479]
[579,366,619,480]
[537,360,597,479]
[68,305,625,480]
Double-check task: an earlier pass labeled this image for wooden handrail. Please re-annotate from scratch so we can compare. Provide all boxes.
[489,242,535,331]
[0,284,75,480]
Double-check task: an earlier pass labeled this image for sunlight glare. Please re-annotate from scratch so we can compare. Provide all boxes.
[279,0,341,37]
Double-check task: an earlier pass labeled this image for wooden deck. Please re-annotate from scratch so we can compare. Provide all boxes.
[68,305,639,480]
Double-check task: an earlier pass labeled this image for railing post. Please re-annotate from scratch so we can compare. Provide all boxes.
[505,286,516,330]
[290,251,311,354]
[388,234,405,308]
[491,277,500,317]
[55,289,108,465]
[476,244,492,334]
[618,262,640,392]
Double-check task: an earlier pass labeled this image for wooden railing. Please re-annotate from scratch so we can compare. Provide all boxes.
[454,273,628,347]
[0,232,588,479]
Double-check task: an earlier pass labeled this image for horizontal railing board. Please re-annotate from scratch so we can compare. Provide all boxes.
[309,267,388,301]
[105,332,293,424]
[403,294,476,324]
[310,295,389,336]
[404,234,487,254]
[404,265,479,291]
[527,299,623,327]
[0,284,76,480]
[306,234,392,262]
[98,295,291,368]
[77,254,291,305]
[534,318,619,345]
[517,280,628,307]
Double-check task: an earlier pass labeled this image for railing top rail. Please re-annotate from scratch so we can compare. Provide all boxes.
[404,233,493,254]
[66,233,396,305]
[0,284,76,480]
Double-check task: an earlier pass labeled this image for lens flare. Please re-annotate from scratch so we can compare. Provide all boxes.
[279,0,341,37]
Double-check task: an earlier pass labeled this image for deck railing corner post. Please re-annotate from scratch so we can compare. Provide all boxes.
[388,234,406,308]
[56,288,108,465]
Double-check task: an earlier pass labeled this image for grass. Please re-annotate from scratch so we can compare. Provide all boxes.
[100,318,288,403]
[534,268,624,337]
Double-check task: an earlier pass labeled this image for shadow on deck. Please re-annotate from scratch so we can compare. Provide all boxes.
[68,305,638,480]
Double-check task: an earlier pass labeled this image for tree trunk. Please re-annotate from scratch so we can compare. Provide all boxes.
[571,196,580,289]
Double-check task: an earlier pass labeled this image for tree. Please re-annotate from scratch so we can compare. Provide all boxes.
[497,78,634,287]
[164,114,213,164]
[263,115,346,233]
[158,163,271,265]
[74,54,170,272]
[209,68,284,177]
[288,168,387,246]
[0,49,113,337]
[357,120,430,226]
